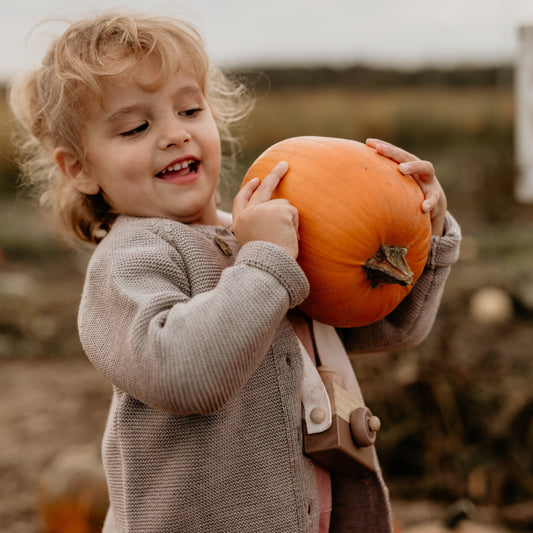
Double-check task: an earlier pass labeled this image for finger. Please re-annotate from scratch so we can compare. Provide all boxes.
[367,138,419,163]
[365,138,380,149]
[421,193,438,213]
[262,197,293,208]
[291,205,300,240]
[261,201,299,230]
[398,160,435,182]
[232,177,260,219]
[248,161,289,206]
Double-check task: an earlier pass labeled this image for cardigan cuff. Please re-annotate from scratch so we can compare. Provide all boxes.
[426,211,462,269]
[236,241,310,308]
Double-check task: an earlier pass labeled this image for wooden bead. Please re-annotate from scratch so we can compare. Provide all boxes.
[368,415,381,432]
[310,407,326,424]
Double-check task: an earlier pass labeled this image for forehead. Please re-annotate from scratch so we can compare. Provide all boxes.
[106,53,199,90]
[89,55,202,114]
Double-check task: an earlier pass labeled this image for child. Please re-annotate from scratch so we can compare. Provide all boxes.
[10,12,461,533]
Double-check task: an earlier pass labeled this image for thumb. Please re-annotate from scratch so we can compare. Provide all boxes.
[232,177,260,220]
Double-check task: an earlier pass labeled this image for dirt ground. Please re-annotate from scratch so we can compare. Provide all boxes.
[0,263,529,533]
[0,356,110,533]
[0,356,514,533]
[1,201,533,533]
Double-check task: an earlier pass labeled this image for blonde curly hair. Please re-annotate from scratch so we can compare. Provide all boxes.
[9,12,253,244]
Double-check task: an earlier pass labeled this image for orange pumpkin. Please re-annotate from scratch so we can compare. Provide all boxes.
[39,446,109,533]
[241,136,432,327]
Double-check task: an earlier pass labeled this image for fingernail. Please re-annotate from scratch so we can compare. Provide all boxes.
[399,163,410,174]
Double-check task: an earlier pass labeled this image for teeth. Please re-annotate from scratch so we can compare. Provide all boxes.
[162,159,194,174]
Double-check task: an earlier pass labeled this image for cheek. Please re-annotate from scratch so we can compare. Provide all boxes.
[112,147,153,182]
[90,151,150,206]
[207,127,222,171]
[88,138,147,177]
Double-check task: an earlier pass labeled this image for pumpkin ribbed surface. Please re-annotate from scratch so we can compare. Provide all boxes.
[241,136,432,327]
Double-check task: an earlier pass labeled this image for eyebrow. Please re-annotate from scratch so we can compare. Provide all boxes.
[105,85,204,124]
[105,105,146,125]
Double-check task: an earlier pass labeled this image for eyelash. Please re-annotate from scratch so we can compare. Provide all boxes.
[119,108,203,137]
[179,107,202,117]
[120,122,149,137]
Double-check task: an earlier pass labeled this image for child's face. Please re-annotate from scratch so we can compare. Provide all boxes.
[74,56,221,225]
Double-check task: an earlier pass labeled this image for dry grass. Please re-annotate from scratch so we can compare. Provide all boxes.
[0,87,13,149]
[242,85,513,154]
[222,82,518,236]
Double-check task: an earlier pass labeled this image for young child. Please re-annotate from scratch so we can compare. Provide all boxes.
[10,12,461,533]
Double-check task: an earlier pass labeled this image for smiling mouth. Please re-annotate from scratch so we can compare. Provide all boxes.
[157,159,199,178]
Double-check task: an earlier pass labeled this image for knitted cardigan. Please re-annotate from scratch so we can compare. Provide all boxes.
[78,212,461,533]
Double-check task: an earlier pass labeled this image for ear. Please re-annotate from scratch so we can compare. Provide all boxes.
[54,147,100,195]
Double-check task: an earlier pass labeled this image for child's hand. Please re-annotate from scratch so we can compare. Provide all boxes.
[232,161,300,259]
[366,138,447,236]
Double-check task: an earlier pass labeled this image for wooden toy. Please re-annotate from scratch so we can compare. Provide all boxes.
[304,366,381,474]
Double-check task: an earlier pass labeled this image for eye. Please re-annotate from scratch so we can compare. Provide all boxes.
[120,122,149,137]
[179,108,202,118]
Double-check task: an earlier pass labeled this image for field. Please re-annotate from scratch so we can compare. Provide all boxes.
[2,65,533,532]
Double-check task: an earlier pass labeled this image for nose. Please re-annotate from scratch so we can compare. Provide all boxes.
[158,120,191,150]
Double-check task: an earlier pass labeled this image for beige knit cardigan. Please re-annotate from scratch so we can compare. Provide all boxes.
[78,212,461,533]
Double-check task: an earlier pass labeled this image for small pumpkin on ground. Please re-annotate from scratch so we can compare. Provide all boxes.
[38,445,108,533]
[241,136,432,327]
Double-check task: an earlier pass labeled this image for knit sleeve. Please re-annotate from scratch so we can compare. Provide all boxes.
[341,211,461,353]
[78,223,309,415]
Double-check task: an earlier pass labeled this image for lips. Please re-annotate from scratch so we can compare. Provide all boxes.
[157,158,199,179]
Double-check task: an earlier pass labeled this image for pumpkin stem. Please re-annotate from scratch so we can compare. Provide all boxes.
[364,245,414,288]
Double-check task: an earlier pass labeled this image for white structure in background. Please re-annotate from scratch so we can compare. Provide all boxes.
[515,25,533,203]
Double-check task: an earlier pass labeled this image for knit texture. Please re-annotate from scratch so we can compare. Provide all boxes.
[78,212,461,532]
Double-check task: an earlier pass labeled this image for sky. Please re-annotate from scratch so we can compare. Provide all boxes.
[2,0,533,82]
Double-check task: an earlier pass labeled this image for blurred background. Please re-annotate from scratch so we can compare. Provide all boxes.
[1,1,533,532]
